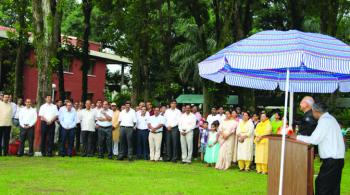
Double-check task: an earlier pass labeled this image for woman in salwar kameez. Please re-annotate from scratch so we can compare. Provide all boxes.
[236,112,255,171]
[254,113,272,174]
[215,111,238,170]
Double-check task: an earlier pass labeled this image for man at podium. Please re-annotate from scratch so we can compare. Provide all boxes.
[291,102,345,195]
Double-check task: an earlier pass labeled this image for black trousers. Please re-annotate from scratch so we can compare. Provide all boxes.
[98,126,112,157]
[316,158,344,195]
[119,127,134,158]
[40,121,55,156]
[18,126,34,156]
[81,131,94,156]
[161,127,167,158]
[192,127,200,158]
[0,126,11,156]
[92,128,98,154]
[165,126,180,161]
[75,124,81,152]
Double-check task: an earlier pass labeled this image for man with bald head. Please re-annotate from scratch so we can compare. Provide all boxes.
[298,96,317,136]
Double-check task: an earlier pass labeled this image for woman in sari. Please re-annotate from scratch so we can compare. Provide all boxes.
[215,111,238,170]
[254,113,272,174]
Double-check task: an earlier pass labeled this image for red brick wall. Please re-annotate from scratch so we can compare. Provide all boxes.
[23,49,106,104]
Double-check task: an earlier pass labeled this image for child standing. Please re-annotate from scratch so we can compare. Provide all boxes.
[204,120,220,166]
[198,121,209,162]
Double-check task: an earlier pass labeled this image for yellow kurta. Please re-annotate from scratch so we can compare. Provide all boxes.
[111,110,120,142]
[237,119,255,161]
[254,119,272,164]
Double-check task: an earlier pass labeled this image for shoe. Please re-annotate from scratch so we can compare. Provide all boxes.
[81,154,87,157]
[47,154,53,157]
[16,154,23,157]
[98,155,104,159]
[172,159,177,163]
[108,156,113,160]
[117,156,124,160]
[87,154,93,157]
[68,154,72,158]
[60,155,65,157]
[128,157,134,161]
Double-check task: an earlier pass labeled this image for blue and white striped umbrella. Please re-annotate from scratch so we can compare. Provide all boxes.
[198,30,350,93]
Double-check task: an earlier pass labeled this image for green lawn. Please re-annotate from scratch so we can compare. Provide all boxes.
[0,151,349,195]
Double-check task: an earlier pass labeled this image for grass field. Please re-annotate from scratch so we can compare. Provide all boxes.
[0,151,349,195]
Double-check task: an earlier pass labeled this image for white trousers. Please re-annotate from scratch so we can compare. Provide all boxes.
[149,132,162,161]
[113,140,119,156]
[180,131,193,163]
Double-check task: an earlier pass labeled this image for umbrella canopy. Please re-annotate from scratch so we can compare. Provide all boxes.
[199,30,350,93]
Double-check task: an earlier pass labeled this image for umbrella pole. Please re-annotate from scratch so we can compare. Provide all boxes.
[278,69,290,195]
[289,92,294,126]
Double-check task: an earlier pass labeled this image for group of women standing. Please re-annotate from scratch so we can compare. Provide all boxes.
[211,110,272,174]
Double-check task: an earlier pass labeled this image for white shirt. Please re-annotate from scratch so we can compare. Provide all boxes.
[59,108,77,129]
[79,109,96,132]
[136,112,149,130]
[14,105,24,119]
[148,115,165,132]
[96,109,113,127]
[207,114,221,128]
[178,112,197,133]
[297,112,345,159]
[39,103,59,122]
[164,108,181,128]
[18,107,37,127]
[137,110,150,117]
[11,102,17,118]
[119,108,137,127]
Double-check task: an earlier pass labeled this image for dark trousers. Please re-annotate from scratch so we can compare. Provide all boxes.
[192,127,200,158]
[119,127,134,158]
[92,128,98,154]
[98,126,112,157]
[136,129,149,159]
[316,158,344,195]
[161,128,167,158]
[40,121,56,156]
[81,131,94,156]
[18,126,34,156]
[165,126,180,161]
[60,128,75,156]
[0,126,11,156]
[75,124,81,152]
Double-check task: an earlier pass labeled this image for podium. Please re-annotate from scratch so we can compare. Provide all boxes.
[267,135,314,195]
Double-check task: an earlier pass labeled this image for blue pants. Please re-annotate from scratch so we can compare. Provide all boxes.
[60,128,75,156]
[136,129,149,159]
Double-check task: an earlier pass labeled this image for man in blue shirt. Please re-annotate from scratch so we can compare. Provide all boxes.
[59,101,77,157]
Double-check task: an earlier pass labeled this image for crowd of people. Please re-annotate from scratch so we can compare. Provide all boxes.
[0,93,346,194]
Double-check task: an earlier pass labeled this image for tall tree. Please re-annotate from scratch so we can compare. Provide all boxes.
[13,0,30,99]
[32,0,63,106]
[81,0,93,102]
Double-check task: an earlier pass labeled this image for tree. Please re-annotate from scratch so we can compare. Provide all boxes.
[32,0,64,106]
[81,0,93,102]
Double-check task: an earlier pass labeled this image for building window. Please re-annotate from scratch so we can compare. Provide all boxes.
[88,60,96,75]
[87,93,94,100]
[62,57,72,72]
[65,91,72,100]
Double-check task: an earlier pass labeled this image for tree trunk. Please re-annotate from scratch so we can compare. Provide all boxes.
[54,0,65,102]
[81,0,93,102]
[14,0,29,99]
[287,0,305,30]
[32,0,57,107]
[320,0,339,36]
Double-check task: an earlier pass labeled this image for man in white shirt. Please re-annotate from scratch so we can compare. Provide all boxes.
[291,102,345,195]
[92,100,103,154]
[39,95,59,157]
[59,101,77,157]
[148,107,165,161]
[17,99,37,157]
[136,106,150,160]
[164,100,182,162]
[191,105,202,160]
[79,100,96,157]
[207,107,221,128]
[96,101,114,159]
[12,97,23,127]
[0,94,12,156]
[179,105,197,164]
[118,101,137,161]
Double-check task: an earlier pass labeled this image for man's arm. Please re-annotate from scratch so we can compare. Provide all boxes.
[297,120,327,145]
